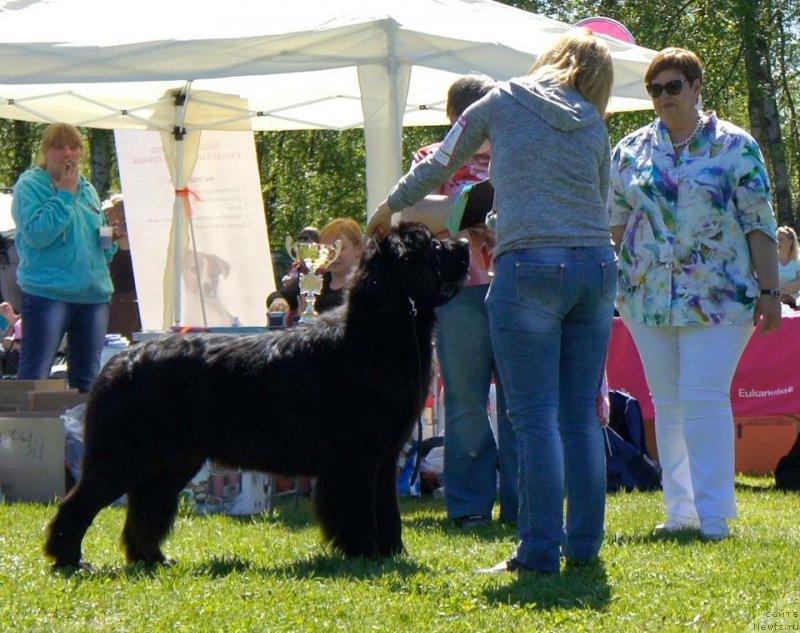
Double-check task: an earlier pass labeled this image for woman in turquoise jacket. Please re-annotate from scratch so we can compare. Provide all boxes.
[11,123,117,392]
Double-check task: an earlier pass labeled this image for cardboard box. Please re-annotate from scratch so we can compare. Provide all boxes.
[183,461,268,515]
[0,413,65,502]
[0,379,68,412]
[29,389,88,413]
[735,416,798,475]
[0,379,69,393]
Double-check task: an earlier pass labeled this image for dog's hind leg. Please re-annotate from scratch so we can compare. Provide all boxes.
[122,455,204,566]
[314,464,379,558]
[45,471,134,569]
[374,457,404,557]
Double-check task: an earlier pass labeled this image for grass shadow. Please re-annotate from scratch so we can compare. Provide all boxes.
[608,529,705,546]
[279,552,427,579]
[735,480,775,491]
[53,551,425,581]
[51,559,180,582]
[401,513,518,543]
[483,560,612,610]
[191,555,257,577]
[188,552,426,580]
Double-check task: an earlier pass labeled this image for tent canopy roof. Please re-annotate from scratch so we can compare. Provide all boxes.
[0,0,655,132]
[0,0,657,210]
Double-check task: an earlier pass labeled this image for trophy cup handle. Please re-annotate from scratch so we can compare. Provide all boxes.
[286,236,299,260]
[322,239,343,267]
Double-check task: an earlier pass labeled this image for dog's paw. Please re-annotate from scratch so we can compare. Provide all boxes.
[51,560,94,576]
[377,542,405,558]
[128,556,175,570]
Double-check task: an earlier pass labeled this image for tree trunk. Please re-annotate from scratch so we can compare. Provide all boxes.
[774,2,800,221]
[11,121,35,184]
[89,128,114,202]
[737,0,793,225]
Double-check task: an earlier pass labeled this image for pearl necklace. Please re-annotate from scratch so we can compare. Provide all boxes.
[672,115,704,150]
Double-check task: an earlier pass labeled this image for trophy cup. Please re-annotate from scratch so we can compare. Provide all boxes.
[286,237,342,324]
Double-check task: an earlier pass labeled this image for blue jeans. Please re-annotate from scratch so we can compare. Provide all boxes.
[18,292,109,392]
[486,246,616,572]
[436,284,518,522]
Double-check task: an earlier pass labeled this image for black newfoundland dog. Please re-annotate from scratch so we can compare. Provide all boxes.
[45,223,469,569]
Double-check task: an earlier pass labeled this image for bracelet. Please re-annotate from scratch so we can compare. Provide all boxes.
[760,288,781,297]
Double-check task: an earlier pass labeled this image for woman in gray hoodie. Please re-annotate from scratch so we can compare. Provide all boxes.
[368,28,615,575]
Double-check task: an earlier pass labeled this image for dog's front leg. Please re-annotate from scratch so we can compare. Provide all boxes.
[374,456,404,557]
[313,463,379,558]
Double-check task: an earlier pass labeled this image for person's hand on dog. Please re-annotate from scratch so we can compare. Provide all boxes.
[366,200,393,238]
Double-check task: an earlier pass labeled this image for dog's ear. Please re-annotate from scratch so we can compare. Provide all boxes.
[378,224,441,307]
[362,234,383,259]
[208,253,231,278]
[348,230,408,312]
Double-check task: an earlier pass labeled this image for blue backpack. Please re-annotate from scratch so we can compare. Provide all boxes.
[605,390,662,492]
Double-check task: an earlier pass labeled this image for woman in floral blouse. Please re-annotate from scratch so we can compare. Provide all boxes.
[609,47,780,541]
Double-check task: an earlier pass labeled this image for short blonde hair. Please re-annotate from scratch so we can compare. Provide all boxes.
[778,225,800,261]
[35,123,84,168]
[320,217,363,247]
[106,198,126,224]
[528,28,613,118]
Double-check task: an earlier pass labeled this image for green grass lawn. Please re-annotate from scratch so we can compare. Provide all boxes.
[1,477,798,632]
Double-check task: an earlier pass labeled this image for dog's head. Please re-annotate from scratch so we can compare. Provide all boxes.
[351,222,470,313]
[182,251,231,298]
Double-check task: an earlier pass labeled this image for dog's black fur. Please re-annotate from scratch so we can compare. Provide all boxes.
[44,224,469,568]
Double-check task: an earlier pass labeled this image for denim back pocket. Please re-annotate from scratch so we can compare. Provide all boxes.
[600,258,618,300]
[515,261,565,304]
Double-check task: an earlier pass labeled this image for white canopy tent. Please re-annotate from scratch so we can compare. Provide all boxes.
[0,0,657,204]
[0,0,656,326]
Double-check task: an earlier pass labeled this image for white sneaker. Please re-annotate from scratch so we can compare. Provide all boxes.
[700,518,730,540]
[654,517,701,534]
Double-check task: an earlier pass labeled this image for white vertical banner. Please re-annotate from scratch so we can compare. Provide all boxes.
[115,129,275,329]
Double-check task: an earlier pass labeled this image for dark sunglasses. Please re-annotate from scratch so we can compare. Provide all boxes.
[645,78,689,99]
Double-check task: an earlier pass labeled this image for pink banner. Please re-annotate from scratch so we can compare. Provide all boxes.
[607,313,800,420]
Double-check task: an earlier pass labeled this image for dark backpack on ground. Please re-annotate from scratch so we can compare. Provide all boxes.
[605,390,662,492]
[775,432,800,491]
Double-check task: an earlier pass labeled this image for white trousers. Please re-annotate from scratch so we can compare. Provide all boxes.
[622,318,753,521]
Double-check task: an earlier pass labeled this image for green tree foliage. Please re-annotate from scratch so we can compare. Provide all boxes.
[255,125,444,249]
[0,120,41,189]
[256,129,366,248]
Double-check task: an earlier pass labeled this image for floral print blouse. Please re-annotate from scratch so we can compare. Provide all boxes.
[609,111,777,327]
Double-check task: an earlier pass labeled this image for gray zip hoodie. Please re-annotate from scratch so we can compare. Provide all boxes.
[387,77,612,260]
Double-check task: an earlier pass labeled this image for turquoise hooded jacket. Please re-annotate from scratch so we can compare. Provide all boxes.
[11,166,117,304]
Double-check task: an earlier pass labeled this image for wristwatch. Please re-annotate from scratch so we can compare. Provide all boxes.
[760,288,781,297]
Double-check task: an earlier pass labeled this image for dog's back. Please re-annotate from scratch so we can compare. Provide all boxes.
[87,329,350,473]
